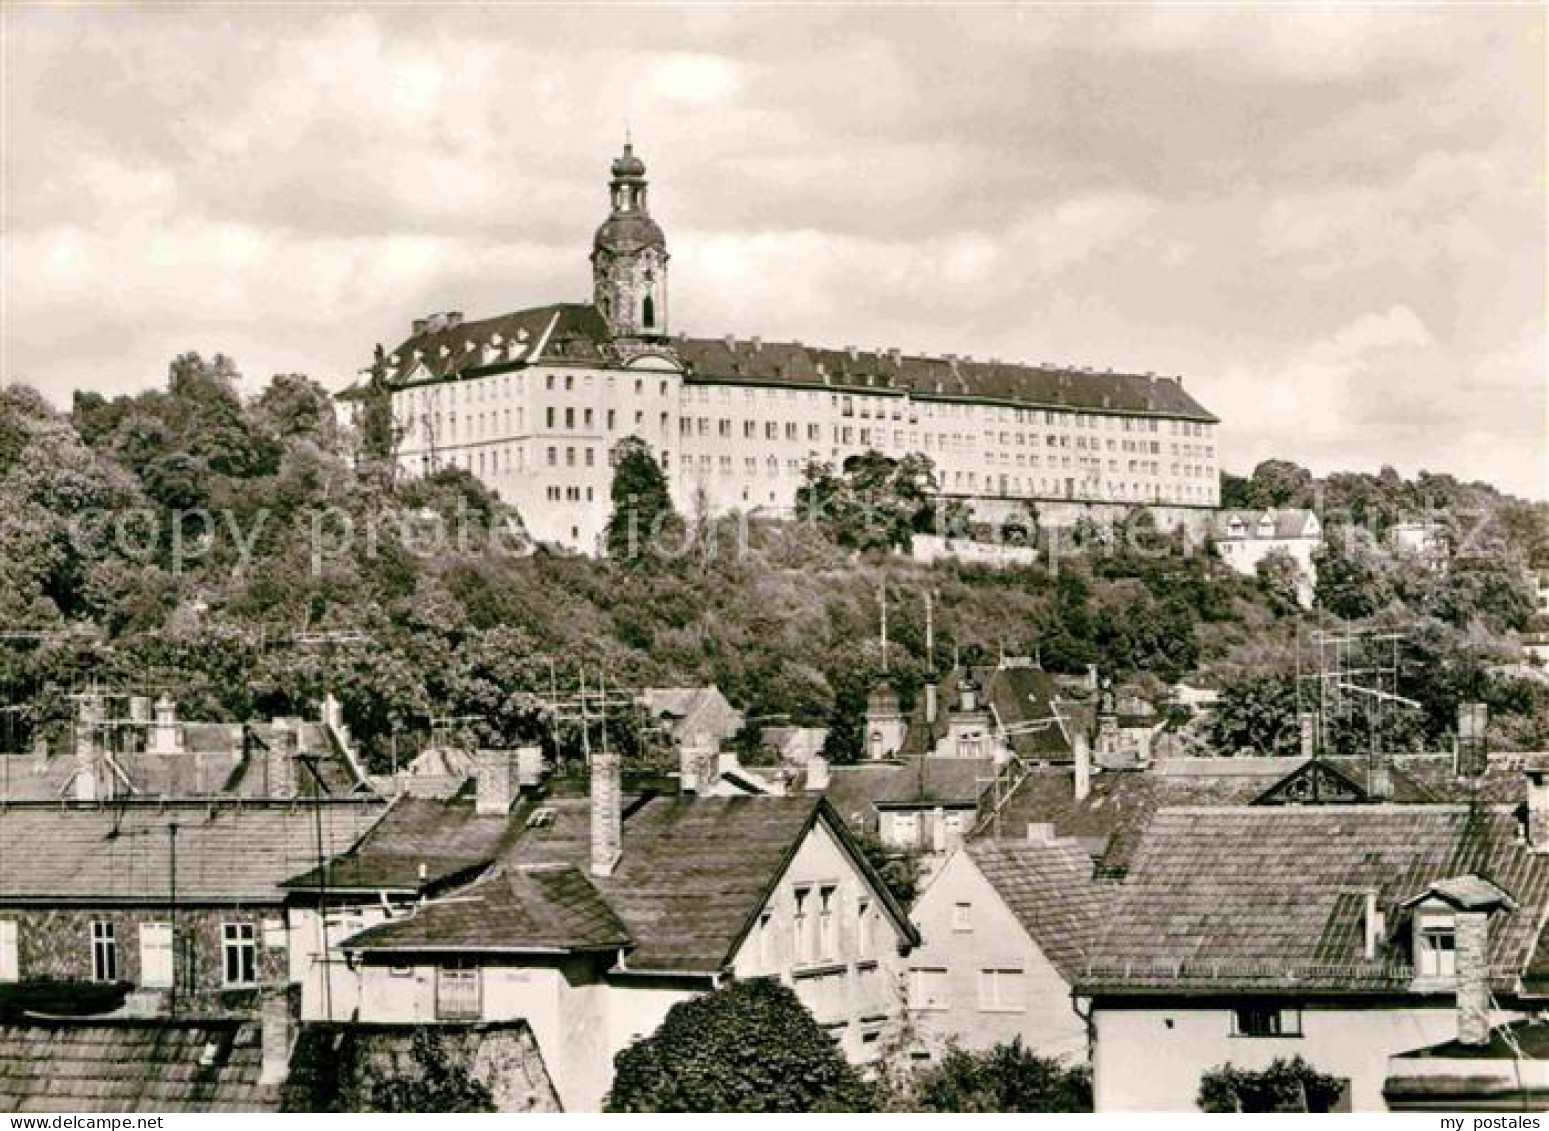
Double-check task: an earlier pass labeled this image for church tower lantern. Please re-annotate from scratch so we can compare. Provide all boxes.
[592,139,668,340]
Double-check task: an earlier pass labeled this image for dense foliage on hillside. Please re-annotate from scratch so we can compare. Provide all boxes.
[0,356,1545,767]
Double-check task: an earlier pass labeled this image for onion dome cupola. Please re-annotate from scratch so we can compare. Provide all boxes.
[592,139,669,341]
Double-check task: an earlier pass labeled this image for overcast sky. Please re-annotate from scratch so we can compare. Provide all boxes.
[3,4,1544,496]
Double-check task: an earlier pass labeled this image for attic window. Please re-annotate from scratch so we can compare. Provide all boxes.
[525,807,555,829]
[1416,919,1457,979]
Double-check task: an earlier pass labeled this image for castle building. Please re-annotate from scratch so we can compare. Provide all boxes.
[366,143,1222,552]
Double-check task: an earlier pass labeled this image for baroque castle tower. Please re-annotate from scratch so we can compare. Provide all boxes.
[591,140,668,340]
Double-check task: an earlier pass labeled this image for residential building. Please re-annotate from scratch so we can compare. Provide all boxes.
[639,685,745,749]
[291,751,918,1112]
[1076,797,1549,1112]
[907,836,1106,1064]
[0,800,382,1007]
[1211,508,1322,607]
[822,758,992,854]
[355,142,1221,553]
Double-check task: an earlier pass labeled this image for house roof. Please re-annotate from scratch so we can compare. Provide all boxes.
[0,800,384,904]
[334,791,917,974]
[899,666,1073,762]
[824,759,992,828]
[281,795,516,894]
[343,864,631,953]
[1078,805,1549,995]
[1212,508,1320,541]
[965,839,1110,981]
[639,686,742,744]
[0,1019,282,1111]
[376,304,1217,423]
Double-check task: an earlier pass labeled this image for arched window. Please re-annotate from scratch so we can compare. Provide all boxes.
[642,293,656,328]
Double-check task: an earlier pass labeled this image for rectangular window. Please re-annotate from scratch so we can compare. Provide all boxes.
[0,919,17,982]
[545,406,555,428]
[909,966,949,1010]
[857,898,873,960]
[1233,1006,1303,1037]
[793,886,813,964]
[818,885,838,960]
[221,922,257,986]
[436,964,482,1020]
[757,910,775,969]
[978,968,1026,1012]
[140,922,174,989]
[952,902,973,932]
[91,921,117,982]
[1418,928,1457,979]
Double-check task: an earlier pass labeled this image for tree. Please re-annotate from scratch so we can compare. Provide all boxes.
[890,1040,1091,1112]
[1255,548,1305,613]
[606,436,676,560]
[285,1026,496,1113]
[853,827,922,907]
[1198,1056,1345,1112]
[797,451,939,552]
[606,979,874,1112]
[1207,673,1301,755]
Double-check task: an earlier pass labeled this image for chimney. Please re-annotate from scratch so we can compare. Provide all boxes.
[320,693,344,734]
[1368,750,1393,801]
[259,989,294,1086]
[590,749,622,878]
[446,311,463,329]
[1525,763,1549,851]
[1457,702,1488,779]
[679,737,717,796]
[1299,713,1317,760]
[924,683,938,726]
[1455,909,1492,1046]
[515,745,544,788]
[1086,664,1099,691]
[1026,822,1055,844]
[73,695,102,802]
[150,695,182,755]
[475,749,513,816]
[266,721,296,798]
[806,755,830,793]
[1073,731,1092,802]
[1362,890,1384,960]
[128,696,151,725]
[412,318,429,336]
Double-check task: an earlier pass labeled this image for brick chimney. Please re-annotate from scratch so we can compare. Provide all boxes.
[1073,731,1092,802]
[1455,909,1492,1046]
[590,749,622,878]
[73,694,103,802]
[259,989,294,1086]
[1525,762,1549,851]
[476,749,513,817]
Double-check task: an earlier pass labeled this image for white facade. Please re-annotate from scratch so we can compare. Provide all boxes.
[1212,509,1322,607]
[907,849,1087,1063]
[1090,1001,1506,1112]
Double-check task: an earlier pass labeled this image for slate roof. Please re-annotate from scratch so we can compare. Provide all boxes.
[0,800,384,904]
[281,796,515,894]
[1211,508,1320,540]
[640,686,744,745]
[1078,806,1549,995]
[899,666,1073,762]
[377,304,1216,423]
[334,792,916,974]
[344,865,630,953]
[965,839,1111,981]
[0,1019,281,1111]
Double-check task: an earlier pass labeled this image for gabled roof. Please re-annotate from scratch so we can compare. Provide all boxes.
[0,1019,281,1111]
[343,864,631,953]
[965,839,1110,981]
[900,666,1073,762]
[1212,508,1321,541]
[1079,806,1549,995]
[0,800,385,904]
[326,790,917,974]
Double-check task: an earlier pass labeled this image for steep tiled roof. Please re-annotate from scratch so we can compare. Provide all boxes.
[0,801,384,904]
[900,666,1073,762]
[1080,806,1549,994]
[281,796,515,894]
[965,839,1111,981]
[1211,508,1320,540]
[0,1019,281,1111]
[376,304,1216,422]
[332,791,915,974]
[344,865,630,953]
[640,686,744,745]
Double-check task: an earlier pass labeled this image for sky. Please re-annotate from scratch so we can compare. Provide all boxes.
[2,4,1544,497]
